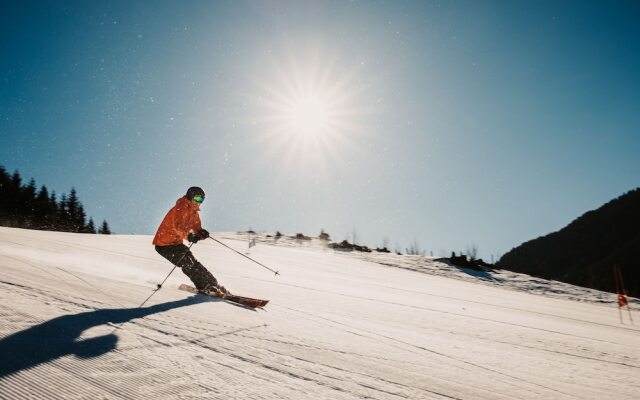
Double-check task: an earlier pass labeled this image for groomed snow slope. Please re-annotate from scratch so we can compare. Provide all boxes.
[0,227,638,400]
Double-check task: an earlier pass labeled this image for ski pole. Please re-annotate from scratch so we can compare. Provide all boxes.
[138,243,194,308]
[209,236,280,276]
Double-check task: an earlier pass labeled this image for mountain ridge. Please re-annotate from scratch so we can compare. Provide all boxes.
[497,188,640,297]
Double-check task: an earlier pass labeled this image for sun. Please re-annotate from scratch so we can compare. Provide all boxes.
[252,47,364,173]
[261,77,348,145]
[286,94,330,137]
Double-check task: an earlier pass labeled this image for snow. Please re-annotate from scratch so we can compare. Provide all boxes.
[0,227,638,399]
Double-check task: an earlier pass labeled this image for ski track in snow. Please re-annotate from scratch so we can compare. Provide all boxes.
[0,228,638,400]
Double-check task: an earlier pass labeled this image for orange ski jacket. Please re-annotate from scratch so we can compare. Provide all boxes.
[153,196,203,246]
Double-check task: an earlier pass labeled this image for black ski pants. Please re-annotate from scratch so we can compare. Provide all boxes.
[155,244,218,291]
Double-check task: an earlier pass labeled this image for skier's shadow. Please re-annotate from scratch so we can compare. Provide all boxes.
[0,295,207,378]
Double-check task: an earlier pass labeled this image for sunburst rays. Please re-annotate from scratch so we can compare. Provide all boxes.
[250,44,366,177]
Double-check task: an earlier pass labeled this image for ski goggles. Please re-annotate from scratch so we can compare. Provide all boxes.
[193,194,205,204]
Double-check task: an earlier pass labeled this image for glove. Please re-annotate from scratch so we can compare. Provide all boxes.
[199,229,210,240]
[187,232,200,243]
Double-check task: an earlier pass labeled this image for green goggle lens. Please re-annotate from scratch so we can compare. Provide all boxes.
[193,195,204,203]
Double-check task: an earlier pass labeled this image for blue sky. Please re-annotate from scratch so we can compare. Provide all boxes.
[1,0,639,259]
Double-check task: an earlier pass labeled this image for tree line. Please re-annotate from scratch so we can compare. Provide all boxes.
[0,166,111,234]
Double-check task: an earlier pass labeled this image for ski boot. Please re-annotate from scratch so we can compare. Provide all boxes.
[198,283,230,297]
[215,284,230,295]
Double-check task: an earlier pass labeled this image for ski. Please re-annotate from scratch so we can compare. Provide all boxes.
[178,283,269,309]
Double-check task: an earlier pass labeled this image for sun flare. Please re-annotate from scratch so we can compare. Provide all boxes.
[252,48,366,174]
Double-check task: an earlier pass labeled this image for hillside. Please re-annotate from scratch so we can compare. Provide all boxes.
[0,227,638,399]
[497,188,640,297]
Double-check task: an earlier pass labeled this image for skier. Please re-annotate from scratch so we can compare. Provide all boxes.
[153,186,228,295]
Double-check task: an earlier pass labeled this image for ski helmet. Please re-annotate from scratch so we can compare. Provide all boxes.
[186,186,205,201]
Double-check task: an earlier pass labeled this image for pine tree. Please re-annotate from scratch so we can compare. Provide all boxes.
[7,171,22,226]
[74,203,87,233]
[10,170,21,188]
[24,179,37,201]
[0,166,10,224]
[0,165,8,187]
[49,191,58,229]
[34,185,50,229]
[21,179,37,228]
[67,188,80,231]
[98,220,112,235]
[57,194,70,231]
[84,218,97,234]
